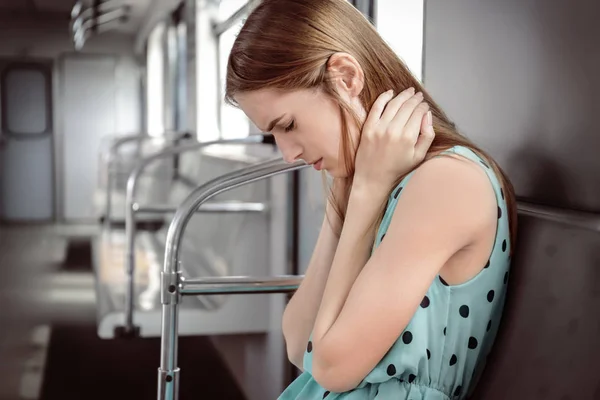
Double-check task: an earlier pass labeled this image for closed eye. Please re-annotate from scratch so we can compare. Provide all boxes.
[284,120,296,132]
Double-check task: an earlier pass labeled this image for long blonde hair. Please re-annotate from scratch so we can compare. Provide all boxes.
[225,0,517,252]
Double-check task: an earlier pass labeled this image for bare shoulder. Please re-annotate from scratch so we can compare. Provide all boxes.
[393,153,498,242]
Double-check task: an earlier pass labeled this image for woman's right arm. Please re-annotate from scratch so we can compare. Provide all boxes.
[282,198,343,370]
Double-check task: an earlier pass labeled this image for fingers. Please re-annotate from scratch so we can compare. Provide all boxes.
[363,90,396,132]
[364,87,415,132]
[380,88,420,126]
[386,91,427,132]
[414,111,436,159]
[401,100,430,144]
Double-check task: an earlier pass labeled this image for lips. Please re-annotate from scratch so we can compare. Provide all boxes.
[313,158,323,171]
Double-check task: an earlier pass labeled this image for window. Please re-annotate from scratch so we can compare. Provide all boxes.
[2,66,51,136]
[375,0,424,81]
[146,22,166,137]
[217,0,252,139]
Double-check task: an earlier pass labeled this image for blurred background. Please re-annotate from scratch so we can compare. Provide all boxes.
[0,0,599,399]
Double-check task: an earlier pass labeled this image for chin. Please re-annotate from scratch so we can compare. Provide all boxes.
[327,168,349,179]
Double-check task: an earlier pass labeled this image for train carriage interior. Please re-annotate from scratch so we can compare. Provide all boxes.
[0,0,599,399]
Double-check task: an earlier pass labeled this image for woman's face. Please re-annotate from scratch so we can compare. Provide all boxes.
[236,87,363,178]
[234,53,367,178]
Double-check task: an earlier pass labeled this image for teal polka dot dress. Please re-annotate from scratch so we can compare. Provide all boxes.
[279,146,512,400]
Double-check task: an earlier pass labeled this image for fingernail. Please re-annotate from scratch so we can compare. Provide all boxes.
[416,92,424,98]
[409,87,416,93]
[427,111,433,126]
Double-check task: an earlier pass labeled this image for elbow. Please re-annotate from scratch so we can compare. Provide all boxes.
[281,311,305,370]
[312,349,359,393]
[284,338,305,371]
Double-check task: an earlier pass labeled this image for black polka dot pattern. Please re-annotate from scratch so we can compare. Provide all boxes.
[484,259,490,269]
[394,186,403,199]
[502,240,507,252]
[480,159,490,169]
[459,305,470,318]
[427,349,431,359]
[409,374,416,383]
[504,271,509,284]
[402,331,413,344]
[487,320,492,332]
[323,391,330,398]
[501,188,505,199]
[450,354,458,366]
[498,206,502,219]
[443,327,447,336]
[307,341,312,353]
[421,296,430,308]
[468,337,478,349]
[439,276,449,286]
[454,386,462,397]
[487,290,495,302]
[387,364,396,376]
[381,233,386,241]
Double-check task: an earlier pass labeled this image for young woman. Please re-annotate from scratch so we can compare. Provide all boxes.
[226,0,517,398]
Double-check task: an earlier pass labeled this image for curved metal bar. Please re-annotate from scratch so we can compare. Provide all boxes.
[212,0,261,36]
[104,131,190,226]
[517,200,600,232]
[123,135,267,333]
[157,158,308,400]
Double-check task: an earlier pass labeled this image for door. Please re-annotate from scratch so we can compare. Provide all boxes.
[0,60,54,222]
[62,55,116,221]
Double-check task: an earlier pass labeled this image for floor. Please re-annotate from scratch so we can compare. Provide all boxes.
[0,223,246,400]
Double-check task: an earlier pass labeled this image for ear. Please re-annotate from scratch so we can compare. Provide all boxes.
[327,53,365,99]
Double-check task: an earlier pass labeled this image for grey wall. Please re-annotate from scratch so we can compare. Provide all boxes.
[424,0,600,211]
[424,0,600,398]
[0,28,141,221]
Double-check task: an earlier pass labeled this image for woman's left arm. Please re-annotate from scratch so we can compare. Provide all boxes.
[311,155,494,392]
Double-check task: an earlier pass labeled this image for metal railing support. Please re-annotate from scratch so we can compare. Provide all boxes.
[121,135,269,335]
[157,158,308,400]
[104,131,191,227]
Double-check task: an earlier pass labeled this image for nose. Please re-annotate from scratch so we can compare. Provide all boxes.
[274,135,303,163]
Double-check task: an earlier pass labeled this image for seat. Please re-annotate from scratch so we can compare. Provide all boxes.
[470,207,600,399]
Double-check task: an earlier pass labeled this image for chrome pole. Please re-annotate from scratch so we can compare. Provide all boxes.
[132,201,267,214]
[104,131,189,228]
[105,133,145,229]
[157,158,308,400]
[179,275,303,295]
[123,135,266,335]
[212,0,260,36]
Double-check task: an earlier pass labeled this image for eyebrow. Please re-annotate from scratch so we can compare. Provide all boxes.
[263,115,285,132]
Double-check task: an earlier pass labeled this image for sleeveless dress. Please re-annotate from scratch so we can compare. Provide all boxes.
[278,145,512,400]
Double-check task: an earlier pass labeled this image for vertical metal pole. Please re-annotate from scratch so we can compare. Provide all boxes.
[124,199,137,333]
[156,159,307,400]
[158,268,181,400]
[104,161,113,229]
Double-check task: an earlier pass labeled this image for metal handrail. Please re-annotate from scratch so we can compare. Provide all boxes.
[179,275,304,295]
[132,201,267,214]
[517,200,600,233]
[104,131,191,226]
[157,158,308,400]
[212,0,261,36]
[122,135,270,334]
